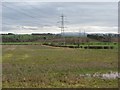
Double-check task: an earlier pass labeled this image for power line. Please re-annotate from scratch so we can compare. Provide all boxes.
[2,4,44,26]
[2,5,35,18]
[2,4,56,27]
[24,2,60,25]
[7,3,43,18]
[23,2,50,17]
[2,5,41,25]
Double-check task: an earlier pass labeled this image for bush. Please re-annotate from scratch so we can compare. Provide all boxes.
[80,46,83,48]
[84,46,88,49]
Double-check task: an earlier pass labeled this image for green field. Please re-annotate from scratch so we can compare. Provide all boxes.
[2,45,118,88]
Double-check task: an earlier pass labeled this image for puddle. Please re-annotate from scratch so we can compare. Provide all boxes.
[101,72,119,79]
[79,72,119,79]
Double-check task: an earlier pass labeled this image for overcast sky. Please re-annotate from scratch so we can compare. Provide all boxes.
[2,2,118,34]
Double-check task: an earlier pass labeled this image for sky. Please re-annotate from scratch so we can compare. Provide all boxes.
[1,2,118,34]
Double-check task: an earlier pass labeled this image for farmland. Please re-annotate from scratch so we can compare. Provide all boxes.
[2,45,118,88]
[2,1,119,88]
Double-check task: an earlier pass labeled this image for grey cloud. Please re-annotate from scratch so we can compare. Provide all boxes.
[2,2,118,33]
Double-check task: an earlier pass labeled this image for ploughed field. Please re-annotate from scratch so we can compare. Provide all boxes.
[2,45,118,88]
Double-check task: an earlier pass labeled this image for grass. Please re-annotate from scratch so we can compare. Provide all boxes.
[2,45,118,88]
[1,42,42,45]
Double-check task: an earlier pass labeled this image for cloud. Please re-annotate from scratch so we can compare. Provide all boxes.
[2,2,118,34]
[2,24,118,34]
[1,0,119,2]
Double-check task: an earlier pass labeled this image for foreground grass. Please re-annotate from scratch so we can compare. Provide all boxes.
[2,45,118,88]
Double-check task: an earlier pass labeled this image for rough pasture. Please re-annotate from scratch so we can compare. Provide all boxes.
[2,45,118,88]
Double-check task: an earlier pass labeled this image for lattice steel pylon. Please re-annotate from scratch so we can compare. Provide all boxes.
[59,14,66,45]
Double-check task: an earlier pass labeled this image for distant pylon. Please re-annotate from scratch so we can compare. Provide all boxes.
[58,14,66,45]
[60,14,65,37]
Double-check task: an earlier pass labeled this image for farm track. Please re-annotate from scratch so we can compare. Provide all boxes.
[41,45,74,50]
